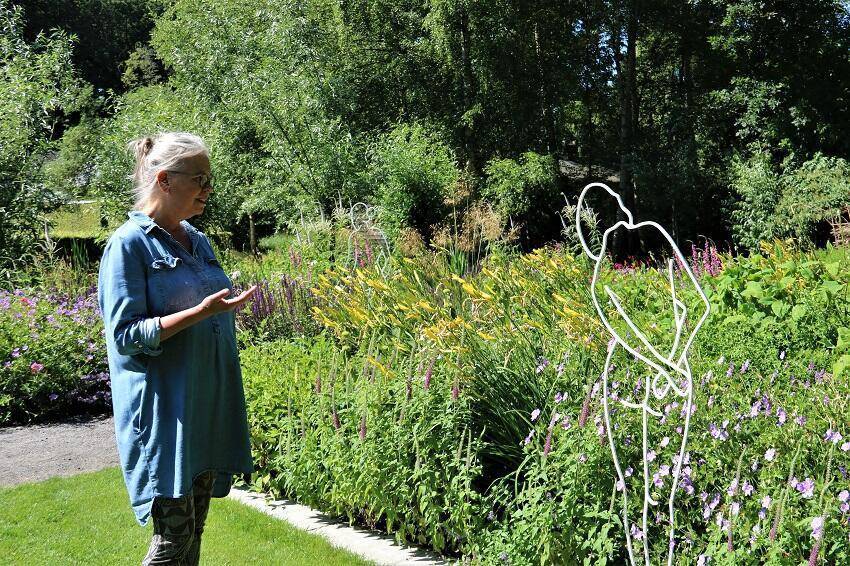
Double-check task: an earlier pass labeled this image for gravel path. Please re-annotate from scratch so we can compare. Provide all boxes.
[0,414,119,488]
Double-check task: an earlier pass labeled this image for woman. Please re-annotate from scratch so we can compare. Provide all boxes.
[98,132,257,565]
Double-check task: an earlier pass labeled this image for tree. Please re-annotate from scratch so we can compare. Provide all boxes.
[0,3,82,274]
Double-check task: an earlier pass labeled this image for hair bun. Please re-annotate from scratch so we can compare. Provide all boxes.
[127,136,154,163]
[141,136,154,156]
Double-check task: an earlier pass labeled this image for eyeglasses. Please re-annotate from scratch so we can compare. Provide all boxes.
[166,170,213,190]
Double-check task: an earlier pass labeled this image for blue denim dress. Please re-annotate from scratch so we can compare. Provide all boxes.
[98,211,253,526]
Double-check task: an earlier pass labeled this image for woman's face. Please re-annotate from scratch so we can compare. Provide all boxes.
[159,153,212,220]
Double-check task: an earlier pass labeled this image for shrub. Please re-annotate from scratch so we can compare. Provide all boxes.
[482,151,558,222]
[241,335,484,554]
[244,245,850,563]
[367,123,459,242]
[0,4,82,272]
[730,152,850,251]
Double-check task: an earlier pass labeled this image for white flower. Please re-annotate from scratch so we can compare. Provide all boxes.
[764,448,776,462]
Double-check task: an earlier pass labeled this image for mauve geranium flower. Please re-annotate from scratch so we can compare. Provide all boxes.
[796,478,815,499]
[838,490,849,513]
[811,516,824,540]
[630,524,644,540]
[824,429,843,444]
[30,362,44,373]
[530,408,541,422]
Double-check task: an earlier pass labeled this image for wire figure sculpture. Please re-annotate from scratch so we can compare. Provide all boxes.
[576,182,710,566]
[345,202,392,275]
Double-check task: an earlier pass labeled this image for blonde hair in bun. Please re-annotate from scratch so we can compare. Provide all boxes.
[126,132,208,209]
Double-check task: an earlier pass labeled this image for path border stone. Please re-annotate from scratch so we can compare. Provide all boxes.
[227,486,447,566]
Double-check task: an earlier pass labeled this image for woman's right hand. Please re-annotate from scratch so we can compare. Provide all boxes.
[199,286,258,315]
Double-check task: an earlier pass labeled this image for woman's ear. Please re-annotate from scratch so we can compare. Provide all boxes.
[155,170,170,192]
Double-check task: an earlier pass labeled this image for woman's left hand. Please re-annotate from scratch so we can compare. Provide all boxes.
[199,286,258,316]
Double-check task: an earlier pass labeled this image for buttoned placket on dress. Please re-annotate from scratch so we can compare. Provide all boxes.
[155,224,221,335]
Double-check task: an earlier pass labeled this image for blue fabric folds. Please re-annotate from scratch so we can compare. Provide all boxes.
[98,211,253,526]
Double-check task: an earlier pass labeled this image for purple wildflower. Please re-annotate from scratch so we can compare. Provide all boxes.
[796,478,815,499]
[423,357,435,390]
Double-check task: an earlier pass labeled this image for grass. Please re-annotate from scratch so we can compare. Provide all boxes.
[47,201,103,239]
[0,466,374,565]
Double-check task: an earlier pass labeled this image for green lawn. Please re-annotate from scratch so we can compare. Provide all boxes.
[0,466,373,565]
[47,201,103,239]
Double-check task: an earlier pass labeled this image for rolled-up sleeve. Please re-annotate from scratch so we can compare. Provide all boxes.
[98,234,163,357]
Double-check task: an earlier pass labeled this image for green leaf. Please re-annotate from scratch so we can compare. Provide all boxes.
[825,261,840,278]
[771,300,790,318]
[836,328,850,353]
[741,281,764,299]
[821,280,843,296]
[833,355,850,380]
[790,304,808,320]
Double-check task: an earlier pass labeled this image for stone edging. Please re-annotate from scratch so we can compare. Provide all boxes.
[227,486,448,566]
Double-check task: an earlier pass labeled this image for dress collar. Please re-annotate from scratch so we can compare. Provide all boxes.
[128,210,158,233]
[127,210,200,252]
[128,210,199,235]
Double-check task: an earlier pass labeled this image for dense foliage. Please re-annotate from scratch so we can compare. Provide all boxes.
[15,0,850,253]
[0,4,82,276]
[3,232,849,562]
[236,243,850,563]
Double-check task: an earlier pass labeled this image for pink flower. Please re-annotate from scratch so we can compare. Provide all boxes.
[30,362,44,374]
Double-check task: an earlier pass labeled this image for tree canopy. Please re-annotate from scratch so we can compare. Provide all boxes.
[13,0,850,254]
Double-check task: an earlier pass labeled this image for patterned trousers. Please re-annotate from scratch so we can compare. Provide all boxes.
[141,470,216,566]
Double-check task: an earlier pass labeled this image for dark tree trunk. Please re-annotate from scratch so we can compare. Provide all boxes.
[459,7,479,175]
[248,212,258,257]
[614,0,638,256]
